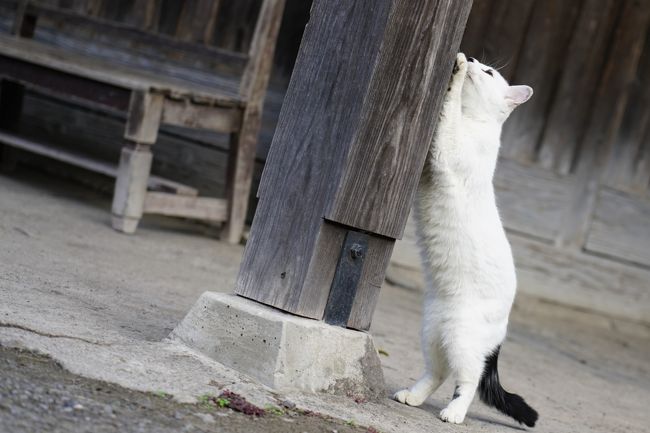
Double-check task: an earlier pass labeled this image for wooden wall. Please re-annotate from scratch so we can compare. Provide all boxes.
[392,0,650,324]
[4,0,650,323]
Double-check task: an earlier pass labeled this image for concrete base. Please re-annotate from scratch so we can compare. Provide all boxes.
[170,292,385,399]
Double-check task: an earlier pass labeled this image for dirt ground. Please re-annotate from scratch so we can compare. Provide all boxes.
[0,346,372,433]
[1,166,650,433]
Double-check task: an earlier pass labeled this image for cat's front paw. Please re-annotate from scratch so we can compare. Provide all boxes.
[440,406,466,424]
[452,53,468,76]
[393,389,426,407]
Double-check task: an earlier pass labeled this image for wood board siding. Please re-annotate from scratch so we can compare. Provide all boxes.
[391,0,650,324]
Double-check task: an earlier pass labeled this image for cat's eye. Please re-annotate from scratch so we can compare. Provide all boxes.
[483,69,494,77]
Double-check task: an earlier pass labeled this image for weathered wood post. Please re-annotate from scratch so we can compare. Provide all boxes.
[172,0,472,398]
[236,0,473,330]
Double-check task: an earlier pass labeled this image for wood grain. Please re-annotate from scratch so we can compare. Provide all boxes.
[537,0,620,175]
[557,0,650,248]
[144,192,227,221]
[327,0,473,239]
[585,188,650,267]
[500,0,581,164]
[390,219,650,324]
[237,0,394,314]
[604,26,650,194]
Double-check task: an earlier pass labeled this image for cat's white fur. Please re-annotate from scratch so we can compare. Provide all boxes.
[393,53,533,424]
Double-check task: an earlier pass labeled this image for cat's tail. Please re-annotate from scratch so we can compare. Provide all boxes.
[478,346,538,427]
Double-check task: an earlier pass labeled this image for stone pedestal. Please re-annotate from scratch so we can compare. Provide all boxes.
[170,292,385,399]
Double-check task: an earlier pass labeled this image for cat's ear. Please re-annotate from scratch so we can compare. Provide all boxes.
[505,85,533,108]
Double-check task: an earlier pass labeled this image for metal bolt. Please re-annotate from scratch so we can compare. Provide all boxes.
[350,243,363,260]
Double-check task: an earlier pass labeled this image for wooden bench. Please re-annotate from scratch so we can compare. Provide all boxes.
[0,0,285,243]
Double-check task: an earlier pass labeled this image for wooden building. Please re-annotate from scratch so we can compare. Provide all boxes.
[1,0,649,324]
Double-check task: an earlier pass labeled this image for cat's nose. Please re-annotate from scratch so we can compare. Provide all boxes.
[468,57,476,63]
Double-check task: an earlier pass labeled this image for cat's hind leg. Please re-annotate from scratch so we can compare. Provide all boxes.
[438,341,483,424]
[393,336,448,406]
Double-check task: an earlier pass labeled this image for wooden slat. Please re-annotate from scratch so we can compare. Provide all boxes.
[129,0,160,30]
[0,129,198,195]
[0,34,242,105]
[585,188,650,267]
[604,27,650,193]
[326,0,473,239]
[500,0,582,164]
[460,0,494,57]
[389,220,650,324]
[143,192,227,221]
[161,99,240,133]
[175,0,220,44]
[493,158,574,241]
[14,1,249,69]
[557,0,650,248]
[510,234,650,324]
[538,0,620,175]
[472,0,535,81]
[240,0,286,103]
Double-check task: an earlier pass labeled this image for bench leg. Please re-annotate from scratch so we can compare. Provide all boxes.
[111,91,163,234]
[222,107,261,244]
[111,143,153,233]
[0,80,24,172]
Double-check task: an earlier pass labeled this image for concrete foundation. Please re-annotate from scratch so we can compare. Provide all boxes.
[170,292,385,399]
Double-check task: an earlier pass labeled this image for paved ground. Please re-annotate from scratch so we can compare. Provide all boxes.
[0,346,369,433]
[1,167,650,433]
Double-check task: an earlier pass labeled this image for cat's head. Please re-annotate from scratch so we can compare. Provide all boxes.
[462,56,533,123]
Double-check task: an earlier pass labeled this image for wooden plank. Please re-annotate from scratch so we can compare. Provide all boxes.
[0,52,132,111]
[538,0,620,175]
[161,99,240,133]
[129,0,160,29]
[0,129,198,195]
[493,158,574,241]
[0,34,242,105]
[557,0,650,248]
[472,0,535,81]
[511,235,650,324]
[18,90,238,198]
[16,1,249,73]
[585,188,650,267]
[459,0,494,57]
[389,221,650,324]
[175,0,220,44]
[125,91,164,144]
[326,0,474,239]
[500,0,581,164]
[238,0,395,313]
[604,27,650,193]
[240,0,286,104]
[143,192,227,221]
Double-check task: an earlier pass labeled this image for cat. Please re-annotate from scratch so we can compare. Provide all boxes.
[393,53,537,427]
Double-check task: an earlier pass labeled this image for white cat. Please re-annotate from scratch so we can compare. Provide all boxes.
[393,53,537,427]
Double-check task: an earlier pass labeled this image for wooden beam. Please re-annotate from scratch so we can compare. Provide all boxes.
[556,0,650,249]
[161,99,241,133]
[236,0,472,330]
[144,193,227,221]
[0,129,197,196]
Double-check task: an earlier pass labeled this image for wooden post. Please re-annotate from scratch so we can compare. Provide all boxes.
[111,91,164,234]
[235,0,472,330]
[221,0,286,244]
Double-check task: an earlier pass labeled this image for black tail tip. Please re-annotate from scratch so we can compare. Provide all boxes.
[509,394,538,428]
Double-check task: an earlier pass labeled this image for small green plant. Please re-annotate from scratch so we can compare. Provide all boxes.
[153,391,171,399]
[197,393,215,409]
[264,405,284,416]
[216,397,230,408]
